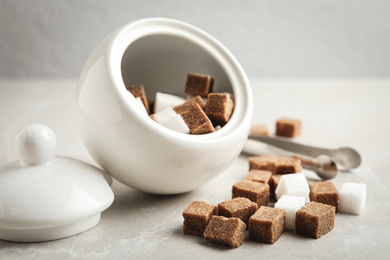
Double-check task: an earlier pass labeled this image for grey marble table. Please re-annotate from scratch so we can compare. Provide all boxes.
[0,79,389,259]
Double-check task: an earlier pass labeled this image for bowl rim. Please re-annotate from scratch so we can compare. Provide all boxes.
[106,17,253,143]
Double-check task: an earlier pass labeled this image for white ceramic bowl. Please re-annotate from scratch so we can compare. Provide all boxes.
[76,18,253,194]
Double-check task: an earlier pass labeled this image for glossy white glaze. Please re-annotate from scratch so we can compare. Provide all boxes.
[76,18,253,194]
[0,125,114,242]
[16,124,57,166]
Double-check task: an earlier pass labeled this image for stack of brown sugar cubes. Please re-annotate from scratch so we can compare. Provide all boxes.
[126,73,234,135]
[182,111,366,248]
[182,154,346,248]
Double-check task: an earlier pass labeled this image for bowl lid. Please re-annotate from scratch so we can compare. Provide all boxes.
[0,124,114,242]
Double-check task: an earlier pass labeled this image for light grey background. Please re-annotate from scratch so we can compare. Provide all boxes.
[0,0,389,79]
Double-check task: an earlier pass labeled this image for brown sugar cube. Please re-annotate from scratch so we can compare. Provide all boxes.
[232,180,270,207]
[270,174,283,198]
[185,73,214,97]
[126,84,150,114]
[309,182,339,211]
[249,206,286,244]
[245,170,272,184]
[203,216,246,248]
[182,201,217,236]
[205,93,234,127]
[296,202,336,239]
[218,197,258,226]
[276,118,301,138]
[173,95,206,114]
[275,157,302,174]
[251,124,271,137]
[248,154,277,173]
[180,103,215,134]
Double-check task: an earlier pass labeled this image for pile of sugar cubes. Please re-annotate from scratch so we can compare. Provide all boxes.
[182,153,367,248]
[126,73,234,135]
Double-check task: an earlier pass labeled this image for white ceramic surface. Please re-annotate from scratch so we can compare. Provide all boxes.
[76,18,253,194]
[0,124,114,242]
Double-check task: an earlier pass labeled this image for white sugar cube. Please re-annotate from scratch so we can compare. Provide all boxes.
[275,173,310,203]
[154,92,186,113]
[153,107,189,134]
[135,97,148,116]
[153,107,176,123]
[338,182,366,215]
[161,114,190,134]
[274,195,305,230]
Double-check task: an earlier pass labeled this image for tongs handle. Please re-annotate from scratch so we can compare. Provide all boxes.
[248,134,361,169]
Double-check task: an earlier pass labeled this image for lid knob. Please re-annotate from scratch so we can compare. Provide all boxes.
[16,124,57,166]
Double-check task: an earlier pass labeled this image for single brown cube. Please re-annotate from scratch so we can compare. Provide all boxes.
[245,170,272,184]
[203,216,246,248]
[232,180,270,207]
[180,103,215,134]
[248,154,277,173]
[249,206,286,244]
[185,73,214,97]
[275,158,302,174]
[218,197,258,226]
[126,84,150,114]
[173,95,206,114]
[296,202,336,239]
[275,118,301,138]
[309,182,339,211]
[270,174,283,198]
[251,124,271,137]
[182,201,217,236]
[205,93,234,126]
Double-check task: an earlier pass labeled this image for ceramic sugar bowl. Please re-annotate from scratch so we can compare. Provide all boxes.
[0,124,114,242]
[76,18,253,194]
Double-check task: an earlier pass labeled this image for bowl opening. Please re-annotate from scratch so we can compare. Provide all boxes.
[121,34,233,101]
[109,18,251,141]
